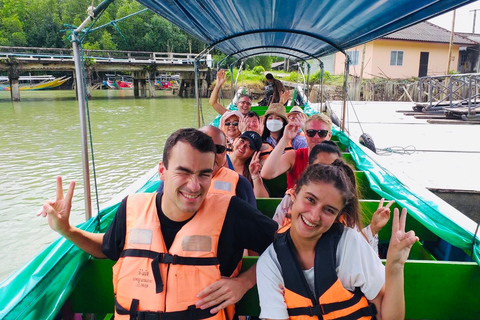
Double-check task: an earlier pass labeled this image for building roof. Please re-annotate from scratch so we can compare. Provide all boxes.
[382,21,477,45]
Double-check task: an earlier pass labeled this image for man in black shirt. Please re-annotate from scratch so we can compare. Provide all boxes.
[39,128,277,319]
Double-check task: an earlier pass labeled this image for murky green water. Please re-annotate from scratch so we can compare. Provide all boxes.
[0,89,218,280]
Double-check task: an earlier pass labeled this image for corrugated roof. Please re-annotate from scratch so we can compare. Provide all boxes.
[383,21,477,45]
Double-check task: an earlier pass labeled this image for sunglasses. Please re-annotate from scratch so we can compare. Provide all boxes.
[225,121,239,127]
[306,129,329,138]
[215,144,227,154]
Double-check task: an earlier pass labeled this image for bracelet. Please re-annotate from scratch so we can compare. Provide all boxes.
[252,175,261,180]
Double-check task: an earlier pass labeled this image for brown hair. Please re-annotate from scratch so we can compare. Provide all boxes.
[162,128,216,169]
[295,160,362,229]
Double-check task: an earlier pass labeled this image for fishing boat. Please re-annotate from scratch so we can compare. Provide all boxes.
[1,0,479,319]
[0,76,71,91]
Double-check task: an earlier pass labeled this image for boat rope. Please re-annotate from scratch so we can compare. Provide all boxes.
[376,145,416,155]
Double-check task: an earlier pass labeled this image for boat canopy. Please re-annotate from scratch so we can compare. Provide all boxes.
[135,0,475,61]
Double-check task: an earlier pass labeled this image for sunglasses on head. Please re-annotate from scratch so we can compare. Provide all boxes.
[225,121,239,126]
[306,129,329,138]
[215,144,227,154]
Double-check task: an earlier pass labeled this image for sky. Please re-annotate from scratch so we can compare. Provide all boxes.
[428,1,480,33]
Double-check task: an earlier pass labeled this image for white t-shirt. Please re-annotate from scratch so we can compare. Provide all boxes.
[257,227,385,320]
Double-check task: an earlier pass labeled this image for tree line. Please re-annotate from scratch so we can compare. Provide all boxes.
[0,0,279,70]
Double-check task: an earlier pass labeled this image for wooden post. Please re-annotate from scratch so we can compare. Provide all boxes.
[148,70,156,98]
[358,44,367,101]
[446,10,456,75]
[85,67,93,99]
[8,64,20,101]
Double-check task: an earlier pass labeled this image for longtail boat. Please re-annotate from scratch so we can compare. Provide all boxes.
[1,0,479,319]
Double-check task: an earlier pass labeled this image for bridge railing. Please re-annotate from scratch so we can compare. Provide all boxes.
[0,46,211,65]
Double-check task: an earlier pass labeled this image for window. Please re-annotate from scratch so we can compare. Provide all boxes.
[347,50,359,66]
[390,51,404,66]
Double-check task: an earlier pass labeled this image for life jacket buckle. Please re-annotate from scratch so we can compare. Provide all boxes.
[309,305,323,316]
[162,253,174,264]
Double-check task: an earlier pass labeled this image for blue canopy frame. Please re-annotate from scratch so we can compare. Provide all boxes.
[135,0,475,60]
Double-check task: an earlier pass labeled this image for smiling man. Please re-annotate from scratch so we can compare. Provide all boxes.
[39,128,277,320]
[209,69,253,116]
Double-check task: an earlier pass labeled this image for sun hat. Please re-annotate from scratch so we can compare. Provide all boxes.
[239,131,262,151]
[287,105,304,116]
[220,110,243,127]
[264,103,288,123]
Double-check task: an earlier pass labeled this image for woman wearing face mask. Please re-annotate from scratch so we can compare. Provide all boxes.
[259,103,307,162]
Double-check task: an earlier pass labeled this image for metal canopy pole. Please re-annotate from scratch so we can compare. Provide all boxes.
[71,0,114,220]
[194,59,201,128]
[341,55,350,131]
[72,34,92,220]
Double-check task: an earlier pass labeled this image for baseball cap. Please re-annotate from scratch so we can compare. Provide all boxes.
[239,131,262,151]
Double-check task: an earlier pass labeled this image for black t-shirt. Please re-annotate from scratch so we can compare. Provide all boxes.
[102,193,277,276]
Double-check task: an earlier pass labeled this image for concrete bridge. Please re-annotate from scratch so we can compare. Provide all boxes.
[0,46,212,101]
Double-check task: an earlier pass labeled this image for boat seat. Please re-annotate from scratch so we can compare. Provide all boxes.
[69,257,480,319]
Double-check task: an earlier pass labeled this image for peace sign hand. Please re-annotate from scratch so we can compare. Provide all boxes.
[248,151,262,177]
[386,208,418,268]
[37,176,76,236]
[370,198,394,236]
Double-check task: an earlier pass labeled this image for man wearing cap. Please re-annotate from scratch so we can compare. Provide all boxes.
[228,130,269,198]
[265,73,285,104]
[261,113,333,189]
[210,69,253,116]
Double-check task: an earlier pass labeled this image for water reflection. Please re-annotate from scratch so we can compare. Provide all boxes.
[0,89,217,280]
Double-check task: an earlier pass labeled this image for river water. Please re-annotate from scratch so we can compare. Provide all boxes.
[0,89,217,281]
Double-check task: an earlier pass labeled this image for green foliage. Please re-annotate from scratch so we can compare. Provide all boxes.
[245,56,272,70]
[224,68,265,82]
[310,70,331,83]
[0,0,206,53]
[252,66,265,75]
[285,71,305,82]
[448,70,460,75]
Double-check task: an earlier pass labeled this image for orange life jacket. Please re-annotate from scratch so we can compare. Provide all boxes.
[112,192,232,320]
[259,140,293,162]
[209,167,239,196]
[273,224,376,320]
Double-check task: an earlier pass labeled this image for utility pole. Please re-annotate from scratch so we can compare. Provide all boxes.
[470,9,480,33]
[446,10,456,75]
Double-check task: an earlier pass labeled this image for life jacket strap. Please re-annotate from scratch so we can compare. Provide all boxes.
[287,301,376,320]
[120,249,219,294]
[117,299,217,320]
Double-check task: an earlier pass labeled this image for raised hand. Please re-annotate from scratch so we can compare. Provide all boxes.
[387,208,418,267]
[37,176,75,236]
[279,90,291,105]
[248,151,261,177]
[370,198,394,235]
[238,115,248,133]
[216,69,227,87]
[283,121,300,141]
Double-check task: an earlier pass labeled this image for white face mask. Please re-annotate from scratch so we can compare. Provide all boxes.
[266,119,284,132]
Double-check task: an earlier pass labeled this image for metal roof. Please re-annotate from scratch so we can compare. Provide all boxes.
[135,0,476,61]
[383,21,477,45]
